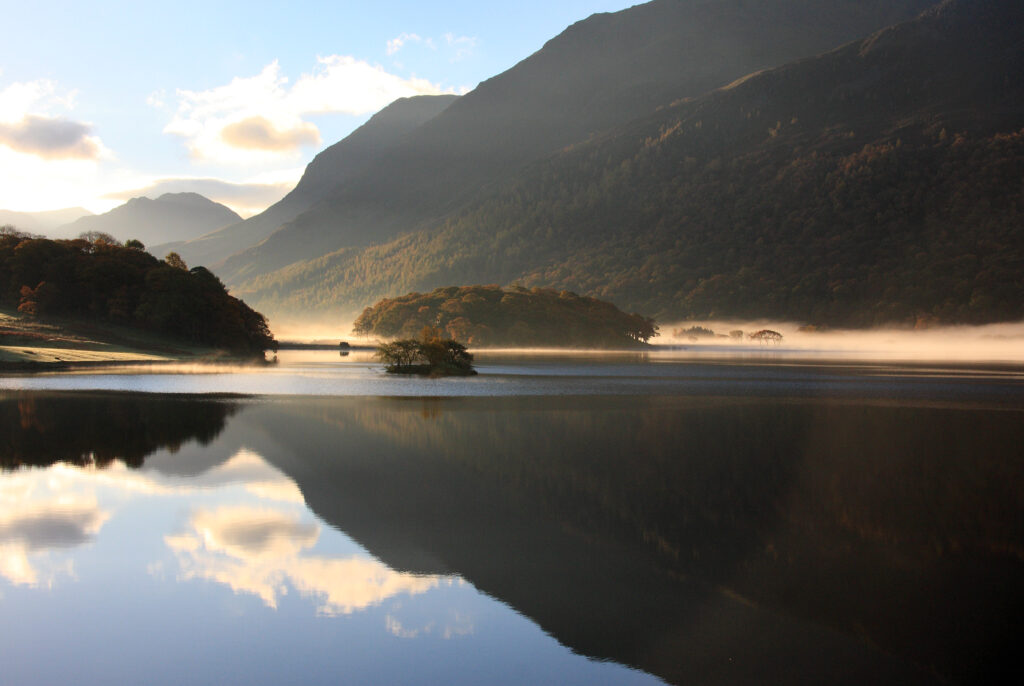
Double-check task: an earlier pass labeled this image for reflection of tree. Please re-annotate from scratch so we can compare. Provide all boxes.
[0,393,238,470]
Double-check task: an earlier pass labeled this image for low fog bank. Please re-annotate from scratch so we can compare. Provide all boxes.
[266,312,363,345]
[661,320,1024,364]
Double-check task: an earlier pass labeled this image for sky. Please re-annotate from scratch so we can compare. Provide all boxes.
[0,0,638,217]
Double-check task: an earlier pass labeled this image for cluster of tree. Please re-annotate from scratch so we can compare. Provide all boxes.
[0,229,276,354]
[354,285,658,348]
[376,326,476,376]
[237,1,1024,328]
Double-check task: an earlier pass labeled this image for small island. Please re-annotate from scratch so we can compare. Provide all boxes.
[376,327,476,376]
[354,285,658,348]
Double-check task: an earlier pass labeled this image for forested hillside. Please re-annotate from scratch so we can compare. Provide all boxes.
[238,0,1024,327]
[217,0,934,286]
[0,229,275,354]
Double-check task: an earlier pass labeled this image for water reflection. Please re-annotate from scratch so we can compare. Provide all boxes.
[166,505,447,615]
[0,491,108,586]
[1,389,1022,685]
[1,392,237,469]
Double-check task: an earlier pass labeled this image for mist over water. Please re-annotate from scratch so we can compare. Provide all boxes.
[660,320,1024,364]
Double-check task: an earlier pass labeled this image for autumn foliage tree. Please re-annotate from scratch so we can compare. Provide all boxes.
[0,231,276,354]
[355,285,658,348]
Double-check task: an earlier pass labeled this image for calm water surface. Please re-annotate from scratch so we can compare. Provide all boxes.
[1,351,1022,685]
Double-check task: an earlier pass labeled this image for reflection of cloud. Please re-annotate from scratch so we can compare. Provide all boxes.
[192,507,318,559]
[69,450,305,504]
[167,506,448,614]
[386,610,474,640]
[0,500,108,586]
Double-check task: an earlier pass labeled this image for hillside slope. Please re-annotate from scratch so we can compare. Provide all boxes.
[168,94,459,269]
[237,0,1024,327]
[218,0,935,284]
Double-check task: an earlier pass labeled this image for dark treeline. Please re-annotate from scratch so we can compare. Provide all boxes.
[0,229,276,354]
[353,285,658,347]
[0,393,238,470]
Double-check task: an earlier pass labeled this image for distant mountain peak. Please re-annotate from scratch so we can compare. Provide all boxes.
[56,192,241,247]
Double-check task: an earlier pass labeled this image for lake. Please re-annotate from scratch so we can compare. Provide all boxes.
[1,350,1022,685]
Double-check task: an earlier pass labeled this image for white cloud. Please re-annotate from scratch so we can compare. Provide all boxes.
[146,89,167,109]
[0,80,103,161]
[444,33,479,62]
[165,57,454,165]
[0,115,101,160]
[220,115,321,151]
[387,32,423,55]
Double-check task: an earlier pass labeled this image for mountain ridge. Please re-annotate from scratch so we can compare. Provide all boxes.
[59,192,241,249]
[233,0,1024,327]
[214,0,936,285]
[166,94,460,269]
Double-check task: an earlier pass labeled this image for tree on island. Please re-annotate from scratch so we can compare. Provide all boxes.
[376,327,476,376]
[749,329,783,344]
[355,285,658,348]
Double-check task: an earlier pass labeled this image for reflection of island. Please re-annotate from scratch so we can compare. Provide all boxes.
[0,392,238,470]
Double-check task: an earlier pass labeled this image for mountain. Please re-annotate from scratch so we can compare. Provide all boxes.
[58,193,241,250]
[234,0,1024,327]
[0,207,93,236]
[216,0,936,286]
[167,94,459,270]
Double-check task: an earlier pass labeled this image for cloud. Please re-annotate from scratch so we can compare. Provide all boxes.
[0,81,101,161]
[0,115,101,160]
[220,115,320,151]
[444,33,479,61]
[165,57,454,164]
[387,33,424,55]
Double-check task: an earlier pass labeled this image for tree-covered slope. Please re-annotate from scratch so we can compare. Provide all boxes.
[0,230,275,354]
[218,0,935,285]
[238,0,1024,327]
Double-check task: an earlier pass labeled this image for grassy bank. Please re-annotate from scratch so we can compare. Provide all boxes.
[0,308,256,370]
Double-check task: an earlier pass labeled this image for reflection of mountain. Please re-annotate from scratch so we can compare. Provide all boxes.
[240,396,1024,686]
[4,392,1022,684]
[0,392,239,470]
